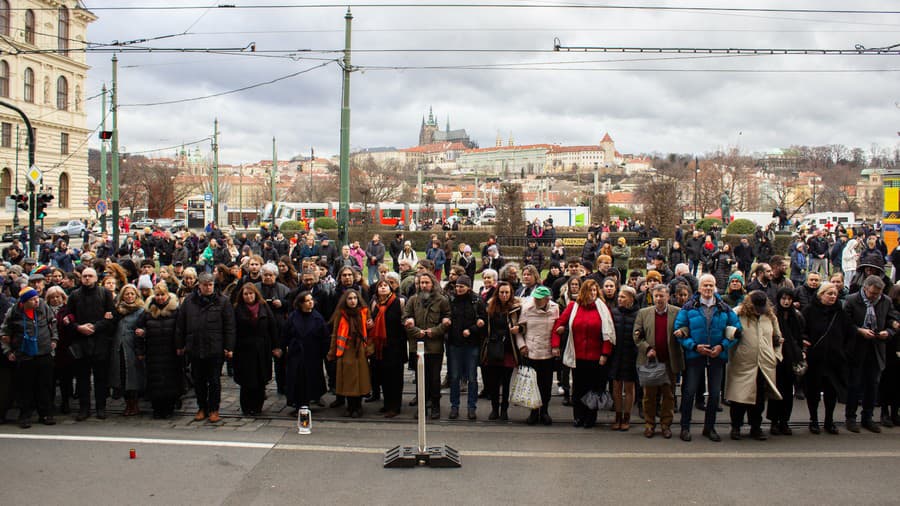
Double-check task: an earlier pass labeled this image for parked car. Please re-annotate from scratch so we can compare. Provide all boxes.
[169,219,187,231]
[49,220,86,237]
[2,226,48,242]
[154,218,174,230]
[131,218,155,229]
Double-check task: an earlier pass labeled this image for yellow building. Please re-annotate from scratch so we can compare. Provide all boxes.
[0,1,95,229]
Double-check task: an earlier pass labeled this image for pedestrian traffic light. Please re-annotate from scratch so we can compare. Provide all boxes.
[99,130,113,140]
[36,193,53,219]
[14,193,27,211]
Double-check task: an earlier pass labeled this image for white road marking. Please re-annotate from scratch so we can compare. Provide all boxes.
[2,434,899,460]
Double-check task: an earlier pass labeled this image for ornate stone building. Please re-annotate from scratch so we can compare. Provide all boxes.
[418,106,477,148]
[0,0,95,229]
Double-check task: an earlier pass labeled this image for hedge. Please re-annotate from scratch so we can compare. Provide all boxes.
[726,218,756,235]
[695,218,723,233]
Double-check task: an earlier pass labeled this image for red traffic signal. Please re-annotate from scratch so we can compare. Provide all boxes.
[99,131,113,140]
[13,193,28,211]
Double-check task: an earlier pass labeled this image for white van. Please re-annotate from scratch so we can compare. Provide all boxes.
[800,212,855,231]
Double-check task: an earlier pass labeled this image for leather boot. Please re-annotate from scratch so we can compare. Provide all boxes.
[611,412,622,431]
[124,399,138,416]
[620,412,631,431]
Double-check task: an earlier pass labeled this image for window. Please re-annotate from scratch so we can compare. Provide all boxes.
[23,67,33,103]
[0,1,9,37]
[25,10,35,44]
[58,6,69,54]
[58,172,69,208]
[56,76,67,110]
[0,60,7,97]
[0,168,9,199]
[60,132,69,155]
[1,122,10,148]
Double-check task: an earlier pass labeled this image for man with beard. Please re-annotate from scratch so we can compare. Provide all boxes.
[403,272,451,419]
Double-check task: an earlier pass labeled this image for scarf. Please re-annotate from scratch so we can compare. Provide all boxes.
[862,293,879,330]
[116,293,144,315]
[247,301,261,321]
[335,306,368,358]
[370,294,395,360]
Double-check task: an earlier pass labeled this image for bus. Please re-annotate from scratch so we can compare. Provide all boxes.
[882,169,900,251]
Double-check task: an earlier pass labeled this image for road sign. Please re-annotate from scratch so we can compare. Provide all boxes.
[26,165,42,186]
[182,203,188,210]
[204,192,212,202]
[96,199,108,215]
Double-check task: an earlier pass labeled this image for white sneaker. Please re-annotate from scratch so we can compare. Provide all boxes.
[557,386,565,395]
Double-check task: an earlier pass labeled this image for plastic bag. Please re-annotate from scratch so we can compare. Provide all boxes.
[509,365,542,409]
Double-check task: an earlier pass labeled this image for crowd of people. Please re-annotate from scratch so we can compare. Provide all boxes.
[0,220,897,446]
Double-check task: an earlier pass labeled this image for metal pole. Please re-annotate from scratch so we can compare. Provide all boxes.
[338,7,353,246]
[213,118,219,226]
[238,163,242,227]
[416,341,426,452]
[100,84,108,233]
[111,55,120,250]
[694,156,699,221]
[12,125,18,229]
[271,137,277,212]
[309,146,314,201]
[0,100,36,255]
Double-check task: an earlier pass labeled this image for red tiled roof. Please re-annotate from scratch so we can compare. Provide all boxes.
[601,133,614,143]
[548,145,601,154]
[402,142,467,154]
[464,143,554,154]
[607,192,634,204]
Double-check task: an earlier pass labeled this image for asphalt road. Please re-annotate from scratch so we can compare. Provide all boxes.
[2,416,898,505]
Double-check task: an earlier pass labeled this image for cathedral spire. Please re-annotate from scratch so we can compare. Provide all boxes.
[427,106,435,125]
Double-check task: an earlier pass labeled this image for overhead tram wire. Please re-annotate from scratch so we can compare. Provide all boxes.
[124,137,214,156]
[7,4,900,15]
[552,40,900,55]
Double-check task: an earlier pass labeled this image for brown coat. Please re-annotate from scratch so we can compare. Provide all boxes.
[633,304,684,374]
[328,312,374,397]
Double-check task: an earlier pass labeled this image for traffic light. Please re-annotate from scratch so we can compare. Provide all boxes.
[36,193,53,219]
[99,131,113,140]
[13,193,27,211]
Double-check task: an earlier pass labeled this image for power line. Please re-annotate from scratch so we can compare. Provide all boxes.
[355,65,900,73]
[118,60,335,107]
[553,41,900,55]
[123,137,213,156]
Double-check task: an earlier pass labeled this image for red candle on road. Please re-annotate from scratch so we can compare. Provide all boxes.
[129,448,136,459]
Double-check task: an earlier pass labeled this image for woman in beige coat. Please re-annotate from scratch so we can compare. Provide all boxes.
[327,289,374,418]
[726,290,783,441]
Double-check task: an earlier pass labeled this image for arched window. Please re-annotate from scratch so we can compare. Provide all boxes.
[0,1,9,37]
[58,172,69,208]
[0,168,10,199]
[25,9,35,44]
[56,76,67,110]
[57,6,69,54]
[0,60,8,98]
[23,67,33,102]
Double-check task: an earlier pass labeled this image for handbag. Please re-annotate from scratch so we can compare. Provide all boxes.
[580,389,613,411]
[637,358,670,387]
[509,365,542,409]
[485,335,506,363]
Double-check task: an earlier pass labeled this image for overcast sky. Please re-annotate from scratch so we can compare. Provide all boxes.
[83,1,900,164]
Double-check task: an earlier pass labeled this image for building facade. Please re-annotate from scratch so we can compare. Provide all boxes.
[0,1,95,229]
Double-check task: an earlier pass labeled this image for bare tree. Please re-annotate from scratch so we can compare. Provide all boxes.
[494,183,524,236]
[635,177,680,238]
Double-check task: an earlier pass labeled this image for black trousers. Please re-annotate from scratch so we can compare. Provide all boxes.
[880,360,900,416]
[239,385,265,414]
[191,356,224,413]
[75,357,109,413]
[378,361,404,413]
[0,365,13,421]
[55,362,76,408]
[767,362,795,424]
[806,368,838,425]
[273,355,286,394]
[422,353,442,407]
[16,355,54,421]
[484,365,513,410]
[530,358,555,415]
[572,359,605,424]
[151,397,177,417]
[730,371,766,430]
[369,357,382,398]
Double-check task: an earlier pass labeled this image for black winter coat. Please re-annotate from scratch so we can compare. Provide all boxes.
[233,303,278,389]
[281,309,329,407]
[775,306,804,367]
[175,292,236,359]
[448,292,487,347]
[370,296,409,366]
[802,301,854,402]
[66,284,116,360]
[136,295,182,401]
[608,304,639,381]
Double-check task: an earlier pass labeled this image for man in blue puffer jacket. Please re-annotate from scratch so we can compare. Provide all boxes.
[674,274,742,442]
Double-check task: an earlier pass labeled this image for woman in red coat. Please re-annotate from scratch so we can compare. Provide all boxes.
[553,279,615,429]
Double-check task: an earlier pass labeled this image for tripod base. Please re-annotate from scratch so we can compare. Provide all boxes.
[383,445,461,468]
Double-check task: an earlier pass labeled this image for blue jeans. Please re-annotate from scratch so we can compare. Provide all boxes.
[367,263,380,285]
[680,357,725,431]
[447,344,480,410]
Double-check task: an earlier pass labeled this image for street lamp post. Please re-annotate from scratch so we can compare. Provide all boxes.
[693,157,700,221]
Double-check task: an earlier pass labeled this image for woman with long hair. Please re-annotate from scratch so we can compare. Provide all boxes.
[232,283,281,416]
[282,291,329,414]
[481,281,522,421]
[110,284,145,416]
[369,280,407,417]
[553,279,615,428]
[278,255,299,290]
[327,289,373,418]
[727,290,783,440]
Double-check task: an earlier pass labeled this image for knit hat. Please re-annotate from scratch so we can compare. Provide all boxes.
[617,237,626,245]
[463,245,472,253]
[137,274,153,290]
[645,270,662,282]
[728,272,745,285]
[455,275,472,288]
[18,287,39,304]
[532,286,552,299]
